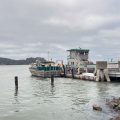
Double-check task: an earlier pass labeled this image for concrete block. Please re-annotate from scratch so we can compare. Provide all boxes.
[96,61,107,69]
[104,69,111,82]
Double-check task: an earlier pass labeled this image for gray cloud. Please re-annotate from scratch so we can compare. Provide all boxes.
[0,0,120,62]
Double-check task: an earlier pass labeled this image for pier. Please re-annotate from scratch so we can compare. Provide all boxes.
[29,47,120,82]
[59,48,120,82]
[60,61,120,82]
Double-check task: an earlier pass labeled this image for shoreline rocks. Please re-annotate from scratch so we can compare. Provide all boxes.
[106,97,120,120]
[107,98,120,111]
[93,104,102,111]
[92,98,120,120]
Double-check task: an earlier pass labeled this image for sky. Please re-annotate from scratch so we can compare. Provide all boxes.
[0,0,120,63]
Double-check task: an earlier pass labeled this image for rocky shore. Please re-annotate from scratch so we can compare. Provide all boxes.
[92,97,120,120]
[106,98,120,120]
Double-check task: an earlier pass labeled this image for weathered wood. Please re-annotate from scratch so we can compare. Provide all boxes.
[51,74,54,85]
[71,68,74,79]
[63,65,66,77]
[15,76,18,89]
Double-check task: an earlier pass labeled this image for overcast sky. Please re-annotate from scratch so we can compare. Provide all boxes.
[0,0,120,62]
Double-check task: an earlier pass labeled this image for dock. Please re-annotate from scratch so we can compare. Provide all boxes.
[59,48,120,82]
[60,61,120,82]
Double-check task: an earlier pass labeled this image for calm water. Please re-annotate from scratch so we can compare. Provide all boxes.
[0,65,120,120]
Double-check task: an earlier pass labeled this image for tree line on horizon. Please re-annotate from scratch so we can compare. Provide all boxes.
[0,57,46,65]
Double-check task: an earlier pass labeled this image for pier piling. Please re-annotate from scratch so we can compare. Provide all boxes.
[15,76,18,89]
[51,74,54,85]
[71,68,74,79]
[63,65,66,77]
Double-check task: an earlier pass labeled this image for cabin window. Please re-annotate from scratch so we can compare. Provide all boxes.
[71,62,74,65]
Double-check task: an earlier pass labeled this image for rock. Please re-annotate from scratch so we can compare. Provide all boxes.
[106,98,120,120]
[107,100,120,110]
[117,104,120,109]
[107,99,120,109]
[113,115,120,120]
[93,104,102,111]
[115,104,120,111]
[110,118,114,120]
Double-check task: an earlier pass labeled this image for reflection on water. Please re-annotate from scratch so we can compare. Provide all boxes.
[14,87,18,97]
[96,82,110,99]
[13,85,20,113]
[50,85,55,95]
[0,65,120,120]
[14,87,19,104]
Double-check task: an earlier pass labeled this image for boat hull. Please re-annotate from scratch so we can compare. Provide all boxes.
[29,68,61,77]
[109,77,120,82]
[109,72,120,82]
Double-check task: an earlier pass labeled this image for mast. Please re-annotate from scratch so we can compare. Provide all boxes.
[48,51,50,61]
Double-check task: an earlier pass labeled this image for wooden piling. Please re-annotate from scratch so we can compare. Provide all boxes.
[15,76,18,89]
[71,68,74,79]
[14,87,18,96]
[63,65,66,77]
[51,74,54,85]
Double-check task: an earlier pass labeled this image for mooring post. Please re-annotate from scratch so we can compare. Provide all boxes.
[15,76,18,89]
[63,65,66,77]
[51,74,54,85]
[72,68,74,79]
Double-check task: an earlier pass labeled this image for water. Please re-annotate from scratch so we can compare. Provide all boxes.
[0,65,120,120]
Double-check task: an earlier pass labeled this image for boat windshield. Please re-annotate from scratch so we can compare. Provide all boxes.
[37,66,61,71]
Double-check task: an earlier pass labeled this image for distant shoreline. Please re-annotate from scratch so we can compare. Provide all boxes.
[0,57,46,65]
[0,64,30,65]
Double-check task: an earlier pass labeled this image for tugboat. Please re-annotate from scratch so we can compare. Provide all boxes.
[29,60,62,77]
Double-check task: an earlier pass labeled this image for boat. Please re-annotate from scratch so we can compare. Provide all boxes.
[109,72,120,82]
[29,60,62,77]
[108,62,120,81]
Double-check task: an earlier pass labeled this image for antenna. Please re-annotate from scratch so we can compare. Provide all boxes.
[48,51,50,61]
